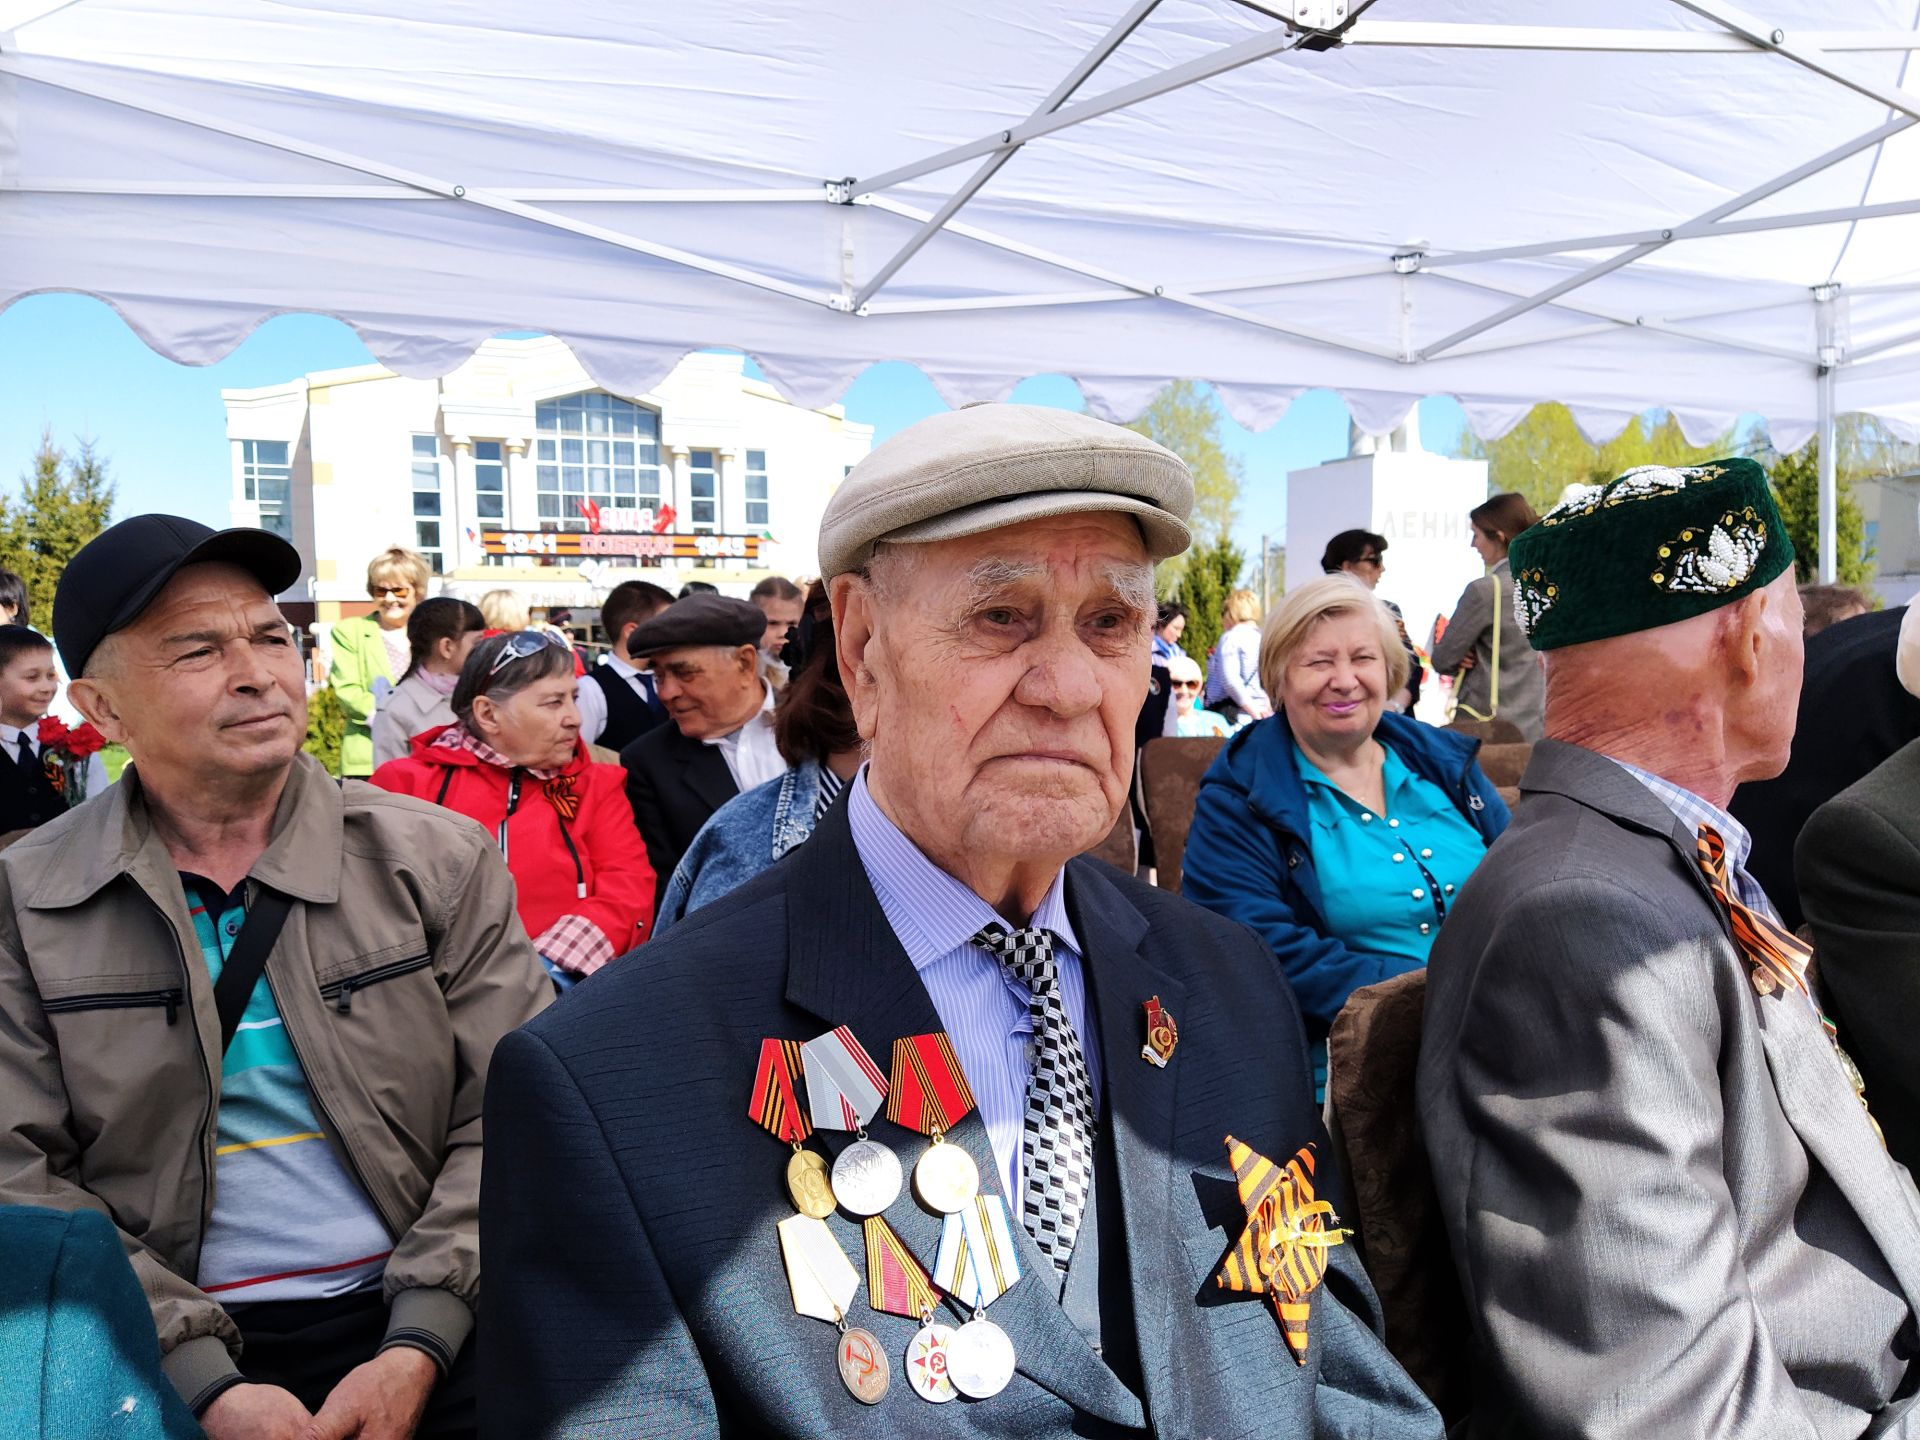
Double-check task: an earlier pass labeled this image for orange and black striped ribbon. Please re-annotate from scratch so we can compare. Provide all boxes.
[887,1033,977,1137]
[863,1215,938,1320]
[1215,1138,1345,1366]
[1699,825,1887,1146]
[748,1038,812,1145]
[1696,825,1811,1001]
[543,773,581,823]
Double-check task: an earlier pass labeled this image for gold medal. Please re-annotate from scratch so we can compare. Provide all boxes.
[912,1136,979,1214]
[786,1147,837,1219]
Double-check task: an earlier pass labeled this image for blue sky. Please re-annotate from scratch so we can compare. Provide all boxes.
[0,291,1468,560]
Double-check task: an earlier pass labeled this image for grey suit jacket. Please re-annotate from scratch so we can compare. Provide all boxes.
[1419,740,1920,1440]
[480,798,1442,1438]
[1799,737,1920,1177]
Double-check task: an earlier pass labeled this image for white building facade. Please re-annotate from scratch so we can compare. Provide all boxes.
[223,340,873,623]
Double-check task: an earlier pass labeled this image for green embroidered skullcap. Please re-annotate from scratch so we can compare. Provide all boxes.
[1508,457,1794,652]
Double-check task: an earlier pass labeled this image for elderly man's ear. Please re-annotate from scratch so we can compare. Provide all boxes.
[66,676,128,744]
[830,575,881,740]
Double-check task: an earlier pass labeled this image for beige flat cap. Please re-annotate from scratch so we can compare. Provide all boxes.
[818,403,1194,578]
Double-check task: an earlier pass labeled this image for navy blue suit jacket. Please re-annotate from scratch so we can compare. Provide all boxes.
[478,799,1440,1439]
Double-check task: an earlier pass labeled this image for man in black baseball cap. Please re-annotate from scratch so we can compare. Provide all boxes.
[6,515,551,1439]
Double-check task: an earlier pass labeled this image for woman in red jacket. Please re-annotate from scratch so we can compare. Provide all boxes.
[372,629,654,991]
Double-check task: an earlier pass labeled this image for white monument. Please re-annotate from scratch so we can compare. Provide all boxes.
[1286,409,1490,716]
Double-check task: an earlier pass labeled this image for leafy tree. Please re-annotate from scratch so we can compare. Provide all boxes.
[1174,534,1247,668]
[1766,438,1874,587]
[1452,403,1730,513]
[4,429,116,621]
[303,685,346,776]
[1128,381,1245,597]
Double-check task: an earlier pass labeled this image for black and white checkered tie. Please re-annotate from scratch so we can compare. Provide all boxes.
[973,924,1097,1276]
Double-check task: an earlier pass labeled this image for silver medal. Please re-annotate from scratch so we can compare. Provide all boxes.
[831,1137,902,1216]
[913,1139,980,1214]
[947,1316,1016,1398]
[906,1321,958,1403]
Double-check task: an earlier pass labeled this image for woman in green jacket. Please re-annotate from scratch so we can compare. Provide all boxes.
[329,546,428,777]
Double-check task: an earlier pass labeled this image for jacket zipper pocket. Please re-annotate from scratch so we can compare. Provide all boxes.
[318,954,431,1013]
[43,987,183,1024]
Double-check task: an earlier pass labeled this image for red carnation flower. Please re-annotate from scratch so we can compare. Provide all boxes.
[35,717,69,747]
[65,723,106,759]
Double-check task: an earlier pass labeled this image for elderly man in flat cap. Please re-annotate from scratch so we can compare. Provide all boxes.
[1420,460,1920,1439]
[618,591,783,908]
[479,405,1441,1439]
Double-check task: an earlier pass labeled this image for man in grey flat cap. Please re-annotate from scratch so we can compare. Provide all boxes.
[618,591,782,909]
[479,404,1440,1440]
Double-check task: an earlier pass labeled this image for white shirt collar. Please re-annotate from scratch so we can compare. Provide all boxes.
[0,722,36,749]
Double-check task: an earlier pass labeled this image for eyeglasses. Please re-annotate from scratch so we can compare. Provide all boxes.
[1357,555,1383,568]
[372,584,413,598]
[1171,680,1201,692]
[488,629,565,677]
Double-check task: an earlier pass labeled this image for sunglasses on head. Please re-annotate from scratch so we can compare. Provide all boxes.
[487,629,566,677]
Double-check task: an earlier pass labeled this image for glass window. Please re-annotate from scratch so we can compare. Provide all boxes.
[745,448,769,529]
[534,392,661,540]
[240,440,293,541]
[474,439,506,523]
[410,434,444,573]
[689,449,719,532]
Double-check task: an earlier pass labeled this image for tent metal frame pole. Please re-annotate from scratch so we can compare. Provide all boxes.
[1341,22,1920,53]
[1816,283,1840,583]
[1417,116,1914,360]
[1672,0,1920,115]
[865,194,1402,358]
[1423,186,1920,268]
[0,54,834,308]
[0,180,828,202]
[849,7,1353,197]
[849,0,1165,310]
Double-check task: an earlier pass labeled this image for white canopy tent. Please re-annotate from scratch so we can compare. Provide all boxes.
[6,0,1920,578]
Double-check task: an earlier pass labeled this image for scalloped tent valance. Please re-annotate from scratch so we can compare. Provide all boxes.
[6,0,1920,576]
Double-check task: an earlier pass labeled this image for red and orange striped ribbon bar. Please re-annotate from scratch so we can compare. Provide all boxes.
[748,1038,812,1145]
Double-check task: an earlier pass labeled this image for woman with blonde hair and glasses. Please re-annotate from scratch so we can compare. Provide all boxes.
[329,545,429,777]
[1182,574,1508,1093]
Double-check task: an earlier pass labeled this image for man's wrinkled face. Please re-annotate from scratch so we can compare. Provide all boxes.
[847,514,1155,872]
[77,563,307,786]
[651,643,763,740]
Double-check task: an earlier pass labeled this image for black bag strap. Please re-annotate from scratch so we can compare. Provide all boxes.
[212,887,294,1054]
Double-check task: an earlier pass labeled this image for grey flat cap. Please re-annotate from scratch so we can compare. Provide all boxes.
[626,593,764,656]
[818,404,1194,579]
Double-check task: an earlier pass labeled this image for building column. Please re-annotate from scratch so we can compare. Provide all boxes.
[448,437,472,574]
[666,445,690,529]
[719,448,742,534]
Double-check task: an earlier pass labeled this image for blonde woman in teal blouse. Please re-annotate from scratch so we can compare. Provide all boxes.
[328,546,428,777]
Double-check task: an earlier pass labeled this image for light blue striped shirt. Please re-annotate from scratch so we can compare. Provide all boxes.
[848,772,1103,1204]
[1614,760,1780,920]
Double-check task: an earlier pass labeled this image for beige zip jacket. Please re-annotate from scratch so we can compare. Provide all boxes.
[0,753,551,1409]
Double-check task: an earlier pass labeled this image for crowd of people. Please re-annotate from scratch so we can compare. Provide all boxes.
[2,408,1920,1440]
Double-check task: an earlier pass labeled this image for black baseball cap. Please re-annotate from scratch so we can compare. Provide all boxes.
[53,515,304,677]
